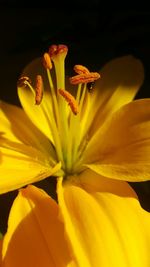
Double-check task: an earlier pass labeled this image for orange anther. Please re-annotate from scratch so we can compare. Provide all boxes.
[70,72,100,85]
[73,65,90,75]
[58,89,79,115]
[35,75,43,105]
[43,53,52,69]
[17,76,31,87]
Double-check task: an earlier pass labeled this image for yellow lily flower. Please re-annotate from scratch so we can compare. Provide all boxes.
[0,44,150,194]
[1,44,150,266]
[1,178,150,267]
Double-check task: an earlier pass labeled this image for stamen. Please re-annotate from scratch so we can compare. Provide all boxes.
[35,75,43,105]
[70,72,100,85]
[43,53,52,69]
[17,76,31,87]
[18,76,36,97]
[74,65,90,75]
[58,89,79,115]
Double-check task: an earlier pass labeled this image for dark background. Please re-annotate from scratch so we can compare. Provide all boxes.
[0,6,150,233]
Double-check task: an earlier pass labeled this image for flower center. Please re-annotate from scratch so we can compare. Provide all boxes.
[18,45,100,175]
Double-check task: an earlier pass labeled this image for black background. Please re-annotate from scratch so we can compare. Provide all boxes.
[0,6,150,233]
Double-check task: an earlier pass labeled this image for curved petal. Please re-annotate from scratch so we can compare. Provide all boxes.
[58,169,150,267]
[2,185,73,267]
[0,146,61,194]
[80,55,144,140]
[0,101,56,158]
[84,99,150,181]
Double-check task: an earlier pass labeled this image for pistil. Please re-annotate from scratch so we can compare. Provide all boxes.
[49,45,68,89]
[49,45,69,165]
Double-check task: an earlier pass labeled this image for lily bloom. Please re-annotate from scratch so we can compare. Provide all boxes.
[0,44,150,194]
[1,44,150,267]
[1,178,150,267]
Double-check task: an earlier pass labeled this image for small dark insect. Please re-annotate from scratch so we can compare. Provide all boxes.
[87,82,94,92]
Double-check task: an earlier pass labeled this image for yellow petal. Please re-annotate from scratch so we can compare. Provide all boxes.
[0,146,61,194]
[0,101,55,157]
[57,169,150,267]
[84,99,150,181]
[2,185,73,267]
[18,85,55,143]
[0,100,58,194]
[80,55,144,139]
